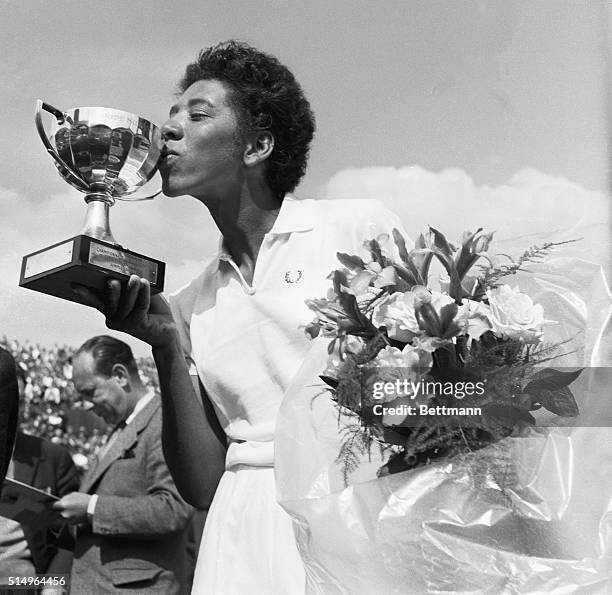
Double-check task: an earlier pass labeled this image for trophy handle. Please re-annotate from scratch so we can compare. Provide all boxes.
[35,100,89,191]
[115,188,163,202]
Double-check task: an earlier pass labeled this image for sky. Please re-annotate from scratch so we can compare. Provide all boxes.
[0,0,609,356]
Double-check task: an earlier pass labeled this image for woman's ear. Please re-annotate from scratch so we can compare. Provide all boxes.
[243,131,274,167]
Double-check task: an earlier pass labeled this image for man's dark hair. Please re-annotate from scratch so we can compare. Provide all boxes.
[76,335,139,379]
[180,40,315,199]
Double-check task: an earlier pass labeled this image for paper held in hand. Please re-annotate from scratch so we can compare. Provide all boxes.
[0,478,59,526]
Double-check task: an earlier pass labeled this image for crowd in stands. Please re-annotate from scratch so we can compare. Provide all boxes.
[0,336,160,474]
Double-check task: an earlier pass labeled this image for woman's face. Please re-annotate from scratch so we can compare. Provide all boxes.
[159,79,245,200]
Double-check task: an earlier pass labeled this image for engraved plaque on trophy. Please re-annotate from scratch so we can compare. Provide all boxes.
[20,101,165,304]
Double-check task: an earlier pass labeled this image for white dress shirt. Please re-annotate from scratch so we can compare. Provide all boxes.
[169,197,408,468]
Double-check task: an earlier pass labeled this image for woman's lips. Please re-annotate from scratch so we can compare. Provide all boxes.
[160,153,178,168]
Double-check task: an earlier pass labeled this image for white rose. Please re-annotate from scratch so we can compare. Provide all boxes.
[485,285,548,343]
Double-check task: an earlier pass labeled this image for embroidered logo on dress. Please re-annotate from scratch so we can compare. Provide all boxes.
[284,269,303,284]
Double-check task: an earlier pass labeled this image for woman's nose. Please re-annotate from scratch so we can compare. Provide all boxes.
[161,117,183,141]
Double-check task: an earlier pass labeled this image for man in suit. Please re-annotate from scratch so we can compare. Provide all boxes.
[0,347,18,483]
[53,336,193,594]
[0,356,78,595]
[1,427,80,579]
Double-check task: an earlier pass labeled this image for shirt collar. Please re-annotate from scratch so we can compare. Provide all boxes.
[125,389,155,426]
[217,196,315,263]
[266,196,315,235]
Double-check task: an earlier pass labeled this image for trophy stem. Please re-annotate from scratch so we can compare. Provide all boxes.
[81,194,118,244]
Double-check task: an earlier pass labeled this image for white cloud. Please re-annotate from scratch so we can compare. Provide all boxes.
[319,166,610,269]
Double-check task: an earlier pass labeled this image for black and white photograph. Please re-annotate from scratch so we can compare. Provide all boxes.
[0,1,610,593]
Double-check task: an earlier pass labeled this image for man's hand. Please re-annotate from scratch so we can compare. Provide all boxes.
[72,275,178,347]
[52,492,92,525]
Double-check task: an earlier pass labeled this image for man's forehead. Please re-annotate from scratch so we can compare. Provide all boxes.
[73,351,96,376]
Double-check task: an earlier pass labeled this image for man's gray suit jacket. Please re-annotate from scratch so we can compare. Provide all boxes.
[71,395,193,594]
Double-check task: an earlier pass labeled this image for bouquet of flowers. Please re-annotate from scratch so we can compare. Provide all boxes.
[304,227,582,482]
[274,227,612,593]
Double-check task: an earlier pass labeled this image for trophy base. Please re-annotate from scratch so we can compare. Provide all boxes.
[19,235,165,305]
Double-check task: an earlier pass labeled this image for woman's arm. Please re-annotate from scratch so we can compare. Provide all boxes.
[153,338,226,508]
[73,275,226,508]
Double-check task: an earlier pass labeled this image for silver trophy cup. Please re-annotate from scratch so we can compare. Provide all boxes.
[20,101,165,304]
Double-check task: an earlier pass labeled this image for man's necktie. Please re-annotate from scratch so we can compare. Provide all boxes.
[96,420,126,462]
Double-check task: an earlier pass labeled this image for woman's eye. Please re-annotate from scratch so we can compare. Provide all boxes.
[189,112,208,121]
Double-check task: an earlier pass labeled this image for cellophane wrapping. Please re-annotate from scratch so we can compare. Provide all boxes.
[275,257,612,594]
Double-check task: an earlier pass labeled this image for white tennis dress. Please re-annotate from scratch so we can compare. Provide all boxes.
[169,197,406,595]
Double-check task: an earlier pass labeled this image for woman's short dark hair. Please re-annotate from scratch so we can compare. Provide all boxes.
[179,40,316,199]
[76,335,138,379]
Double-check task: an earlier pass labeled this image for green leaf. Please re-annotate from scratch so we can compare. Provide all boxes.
[391,276,412,293]
[423,229,463,298]
[439,302,458,326]
[335,291,378,337]
[337,252,366,271]
[416,301,441,336]
[332,269,349,295]
[335,363,363,411]
[438,303,463,339]
[481,402,535,431]
[304,321,321,339]
[392,228,410,263]
[413,249,434,282]
[403,254,426,282]
[453,229,495,281]
[392,262,420,287]
[382,426,412,445]
[538,387,579,417]
[428,226,455,259]
[319,375,339,389]
[364,239,386,266]
[523,368,583,396]
[447,266,469,302]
